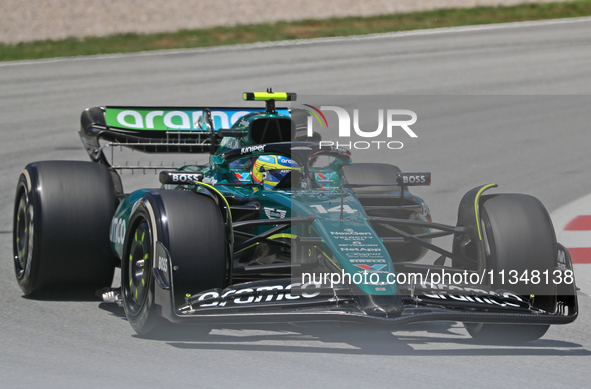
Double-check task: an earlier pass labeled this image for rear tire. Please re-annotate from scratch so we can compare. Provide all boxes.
[121,190,228,335]
[13,161,118,296]
[464,194,557,343]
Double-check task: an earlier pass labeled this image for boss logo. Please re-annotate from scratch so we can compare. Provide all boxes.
[403,175,426,184]
[159,171,204,185]
[397,172,431,186]
[158,256,168,272]
[172,174,201,182]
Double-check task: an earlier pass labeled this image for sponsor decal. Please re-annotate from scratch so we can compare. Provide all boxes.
[234,172,251,181]
[350,259,386,263]
[277,156,296,166]
[315,173,333,182]
[310,204,356,214]
[396,172,431,186]
[264,207,287,219]
[400,174,427,184]
[340,243,379,247]
[158,256,168,272]
[354,264,387,271]
[336,236,369,242]
[315,172,337,188]
[341,247,381,252]
[160,171,204,185]
[346,253,385,258]
[330,229,371,236]
[110,217,126,245]
[196,282,321,307]
[171,173,201,183]
[241,145,266,155]
[332,228,386,260]
[105,108,290,131]
[417,283,525,308]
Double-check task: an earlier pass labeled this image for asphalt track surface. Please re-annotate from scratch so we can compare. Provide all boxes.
[2,18,591,389]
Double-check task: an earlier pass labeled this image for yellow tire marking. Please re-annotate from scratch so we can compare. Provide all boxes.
[474,184,497,240]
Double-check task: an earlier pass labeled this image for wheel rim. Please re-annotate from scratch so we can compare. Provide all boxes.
[124,220,151,315]
[14,191,34,279]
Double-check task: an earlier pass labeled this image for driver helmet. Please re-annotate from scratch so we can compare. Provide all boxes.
[252,155,300,189]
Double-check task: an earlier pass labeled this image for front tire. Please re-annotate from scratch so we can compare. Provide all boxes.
[121,190,229,335]
[464,194,557,343]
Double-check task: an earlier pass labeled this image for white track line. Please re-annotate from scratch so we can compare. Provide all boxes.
[2,16,591,67]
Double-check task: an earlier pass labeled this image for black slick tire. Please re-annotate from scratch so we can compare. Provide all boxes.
[121,190,228,335]
[464,194,557,343]
[13,161,118,296]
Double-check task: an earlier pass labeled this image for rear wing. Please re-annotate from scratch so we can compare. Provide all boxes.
[79,106,290,165]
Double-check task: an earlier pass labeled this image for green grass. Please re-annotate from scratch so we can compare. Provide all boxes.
[2,0,591,61]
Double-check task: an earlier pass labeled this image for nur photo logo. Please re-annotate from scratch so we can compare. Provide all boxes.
[302,103,418,150]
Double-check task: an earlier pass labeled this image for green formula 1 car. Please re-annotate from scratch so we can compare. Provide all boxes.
[13,92,577,342]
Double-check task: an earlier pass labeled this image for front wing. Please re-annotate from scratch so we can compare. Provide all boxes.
[151,242,578,327]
